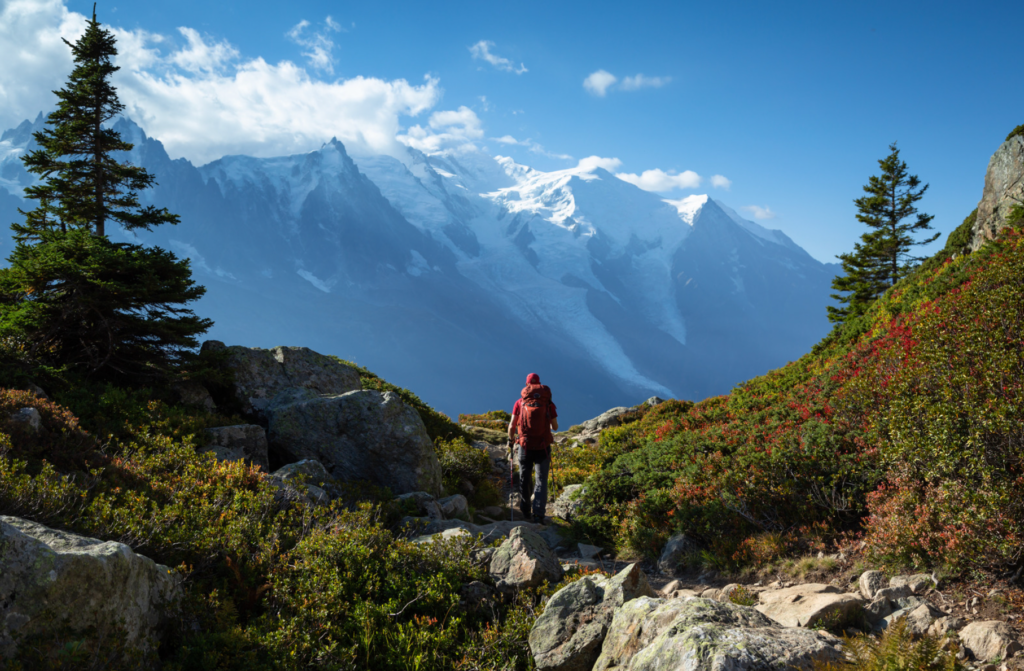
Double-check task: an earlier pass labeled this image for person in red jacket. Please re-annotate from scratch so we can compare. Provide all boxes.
[507,372,559,523]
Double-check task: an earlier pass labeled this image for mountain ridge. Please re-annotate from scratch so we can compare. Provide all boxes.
[0,114,838,423]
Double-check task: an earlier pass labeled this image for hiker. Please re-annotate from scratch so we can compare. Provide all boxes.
[508,372,558,523]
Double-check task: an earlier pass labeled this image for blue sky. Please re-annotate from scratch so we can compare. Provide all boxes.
[2,0,1022,262]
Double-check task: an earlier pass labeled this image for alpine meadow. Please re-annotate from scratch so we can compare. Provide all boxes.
[1,4,1024,671]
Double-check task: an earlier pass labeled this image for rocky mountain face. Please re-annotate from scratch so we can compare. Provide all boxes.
[970,131,1024,251]
[0,115,837,423]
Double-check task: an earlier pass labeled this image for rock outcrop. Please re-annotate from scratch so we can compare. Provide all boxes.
[268,389,443,496]
[210,342,361,417]
[0,516,180,661]
[620,598,843,671]
[970,132,1024,251]
[529,563,656,671]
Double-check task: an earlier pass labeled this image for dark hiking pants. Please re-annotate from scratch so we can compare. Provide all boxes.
[518,446,550,521]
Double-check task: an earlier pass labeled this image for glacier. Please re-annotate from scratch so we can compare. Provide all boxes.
[0,115,837,424]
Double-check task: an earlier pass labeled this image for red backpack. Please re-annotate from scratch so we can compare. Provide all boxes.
[517,384,553,450]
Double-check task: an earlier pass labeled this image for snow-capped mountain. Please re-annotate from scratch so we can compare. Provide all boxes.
[0,115,837,423]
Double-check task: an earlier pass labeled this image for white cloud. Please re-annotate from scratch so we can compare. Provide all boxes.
[0,1,442,165]
[469,40,527,74]
[620,74,671,90]
[398,106,484,153]
[489,134,572,160]
[710,174,732,190]
[286,16,342,74]
[741,205,777,220]
[171,27,238,74]
[585,70,671,96]
[583,70,617,97]
[615,168,701,192]
[577,156,623,172]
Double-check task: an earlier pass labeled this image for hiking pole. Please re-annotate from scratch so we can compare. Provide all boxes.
[507,438,514,522]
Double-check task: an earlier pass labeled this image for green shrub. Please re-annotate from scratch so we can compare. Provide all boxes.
[1006,123,1024,142]
[434,436,493,503]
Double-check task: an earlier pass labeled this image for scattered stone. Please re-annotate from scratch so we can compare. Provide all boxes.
[0,516,180,660]
[859,570,888,600]
[959,621,1022,662]
[661,580,681,595]
[643,396,665,407]
[578,543,602,560]
[395,491,444,520]
[864,597,894,624]
[874,585,913,601]
[479,506,504,518]
[489,526,564,592]
[268,459,333,508]
[438,494,468,519]
[551,485,586,521]
[903,603,948,637]
[657,532,699,577]
[755,583,864,628]
[200,424,269,470]
[890,573,934,595]
[701,588,723,601]
[9,407,41,432]
[268,390,443,496]
[928,616,968,638]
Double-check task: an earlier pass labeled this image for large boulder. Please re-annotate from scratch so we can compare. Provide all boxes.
[0,516,180,661]
[971,132,1024,252]
[269,390,443,497]
[594,596,696,671]
[199,424,270,470]
[755,583,863,628]
[213,343,361,417]
[489,526,563,591]
[623,598,845,671]
[529,563,656,671]
[958,620,1022,662]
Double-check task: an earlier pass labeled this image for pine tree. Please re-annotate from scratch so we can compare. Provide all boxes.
[16,6,177,240]
[0,7,211,382]
[828,143,939,325]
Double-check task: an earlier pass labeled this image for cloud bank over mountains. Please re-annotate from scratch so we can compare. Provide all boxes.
[1,0,775,224]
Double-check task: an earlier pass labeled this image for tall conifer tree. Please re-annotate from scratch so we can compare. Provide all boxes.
[828,143,938,325]
[0,7,211,382]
